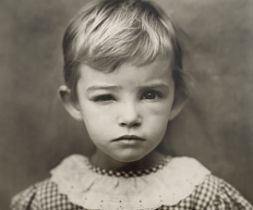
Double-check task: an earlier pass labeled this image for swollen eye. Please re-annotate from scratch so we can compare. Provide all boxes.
[94,94,115,102]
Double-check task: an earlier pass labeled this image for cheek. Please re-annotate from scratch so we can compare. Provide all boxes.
[142,103,172,136]
[143,100,173,120]
[80,104,114,138]
[84,108,115,130]
[83,117,109,144]
[83,113,109,133]
[147,115,169,134]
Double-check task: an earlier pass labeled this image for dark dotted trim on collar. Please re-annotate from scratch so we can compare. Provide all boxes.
[86,158,170,178]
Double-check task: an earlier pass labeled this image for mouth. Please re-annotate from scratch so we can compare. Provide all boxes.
[112,135,145,142]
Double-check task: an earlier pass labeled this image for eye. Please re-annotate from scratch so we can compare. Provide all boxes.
[93,94,115,102]
[141,90,163,101]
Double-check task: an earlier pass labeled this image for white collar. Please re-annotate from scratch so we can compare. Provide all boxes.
[50,154,210,210]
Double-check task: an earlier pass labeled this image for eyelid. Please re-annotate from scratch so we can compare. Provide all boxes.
[91,93,116,102]
[141,87,164,93]
[140,89,164,100]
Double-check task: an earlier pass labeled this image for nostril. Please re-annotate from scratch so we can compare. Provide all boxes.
[119,119,141,128]
[131,121,141,127]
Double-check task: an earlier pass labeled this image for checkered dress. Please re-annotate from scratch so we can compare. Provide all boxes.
[11,175,252,210]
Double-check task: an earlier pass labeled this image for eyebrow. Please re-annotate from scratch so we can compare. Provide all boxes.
[87,85,121,92]
[86,82,170,92]
[140,83,169,89]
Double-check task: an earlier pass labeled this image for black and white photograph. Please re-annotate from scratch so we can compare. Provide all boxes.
[0,0,253,209]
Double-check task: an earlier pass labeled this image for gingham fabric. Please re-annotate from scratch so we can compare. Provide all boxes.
[11,175,252,210]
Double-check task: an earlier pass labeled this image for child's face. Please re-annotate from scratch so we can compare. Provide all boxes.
[68,57,178,164]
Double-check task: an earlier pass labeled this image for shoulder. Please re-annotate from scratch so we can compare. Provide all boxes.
[10,178,83,210]
[209,176,252,209]
[10,155,85,210]
[10,179,67,210]
[178,174,253,209]
[169,157,252,209]
[10,156,87,210]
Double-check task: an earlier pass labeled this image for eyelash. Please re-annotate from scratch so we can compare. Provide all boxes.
[92,90,163,103]
[141,90,163,101]
[92,94,115,102]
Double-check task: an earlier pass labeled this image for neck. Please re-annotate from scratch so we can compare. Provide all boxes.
[90,150,167,172]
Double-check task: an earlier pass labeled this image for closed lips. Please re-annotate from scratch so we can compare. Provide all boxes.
[112,135,145,141]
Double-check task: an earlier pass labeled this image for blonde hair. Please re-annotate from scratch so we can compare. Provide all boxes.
[62,0,186,100]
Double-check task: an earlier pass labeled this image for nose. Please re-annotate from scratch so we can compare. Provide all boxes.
[118,102,142,128]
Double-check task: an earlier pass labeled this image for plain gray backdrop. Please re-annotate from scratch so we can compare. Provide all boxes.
[0,0,253,209]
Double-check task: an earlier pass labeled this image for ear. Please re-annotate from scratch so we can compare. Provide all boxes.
[168,94,187,121]
[58,85,83,121]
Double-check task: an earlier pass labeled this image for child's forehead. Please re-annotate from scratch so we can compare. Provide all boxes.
[79,57,173,83]
[81,51,174,73]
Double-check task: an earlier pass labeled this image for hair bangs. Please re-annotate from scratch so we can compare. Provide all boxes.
[74,6,173,72]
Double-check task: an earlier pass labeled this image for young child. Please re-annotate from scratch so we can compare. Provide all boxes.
[11,0,253,209]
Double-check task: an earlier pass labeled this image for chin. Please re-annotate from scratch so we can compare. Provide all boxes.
[112,152,147,163]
